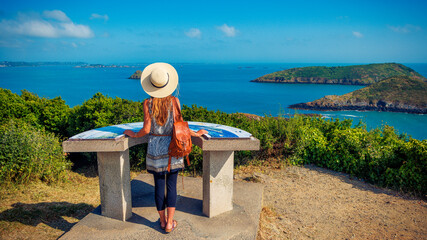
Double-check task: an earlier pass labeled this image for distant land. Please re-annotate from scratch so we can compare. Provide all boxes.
[0,61,136,68]
[0,61,86,67]
[251,63,427,85]
[129,70,142,79]
[289,76,427,114]
[75,64,133,68]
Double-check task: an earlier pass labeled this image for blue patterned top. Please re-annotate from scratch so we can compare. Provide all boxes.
[146,98,184,174]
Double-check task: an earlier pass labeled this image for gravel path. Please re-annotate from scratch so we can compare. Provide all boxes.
[236,165,427,240]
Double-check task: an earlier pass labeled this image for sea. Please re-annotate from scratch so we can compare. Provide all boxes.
[0,63,426,140]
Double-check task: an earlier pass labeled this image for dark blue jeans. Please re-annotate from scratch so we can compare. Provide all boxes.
[153,171,178,211]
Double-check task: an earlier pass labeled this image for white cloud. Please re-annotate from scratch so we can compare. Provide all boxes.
[90,13,109,21]
[352,31,363,38]
[42,10,70,22]
[388,24,421,33]
[59,22,93,38]
[185,28,201,39]
[16,20,58,38]
[217,24,237,37]
[0,10,94,38]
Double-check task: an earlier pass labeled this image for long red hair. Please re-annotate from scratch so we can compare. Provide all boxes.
[151,96,173,126]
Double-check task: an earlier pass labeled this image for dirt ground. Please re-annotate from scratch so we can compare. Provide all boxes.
[1,166,426,240]
[235,165,427,240]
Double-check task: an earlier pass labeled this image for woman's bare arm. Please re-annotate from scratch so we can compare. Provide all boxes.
[124,99,151,138]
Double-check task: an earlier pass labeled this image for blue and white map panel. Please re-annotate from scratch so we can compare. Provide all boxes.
[189,122,252,139]
[69,121,252,140]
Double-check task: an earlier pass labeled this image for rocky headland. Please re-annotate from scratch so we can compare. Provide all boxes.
[289,76,427,114]
[251,63,426,85]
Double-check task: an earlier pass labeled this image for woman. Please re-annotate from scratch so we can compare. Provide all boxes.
[124,63,207,233]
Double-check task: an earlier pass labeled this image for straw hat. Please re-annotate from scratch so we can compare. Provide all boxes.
[140,62,178,98]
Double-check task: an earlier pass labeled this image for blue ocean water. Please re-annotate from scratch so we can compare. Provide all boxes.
[0,63,426,139]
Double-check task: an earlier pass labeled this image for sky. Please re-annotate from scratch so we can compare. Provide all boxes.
[0,0,426,64]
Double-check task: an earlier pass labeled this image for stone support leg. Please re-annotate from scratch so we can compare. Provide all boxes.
[97,150,132,221]
[203,151,234,218]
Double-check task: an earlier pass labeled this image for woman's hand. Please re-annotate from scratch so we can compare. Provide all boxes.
[196,129,208,137]
[190,129,207,137]
[124,130,136,138]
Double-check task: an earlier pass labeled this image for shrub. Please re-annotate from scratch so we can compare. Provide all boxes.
[1,90,425,195]
[20,90,70,138]
[66,92,145,136]
[0,89,70,138]
[0,119,72,184]
[66,93,146,168]
[292,117,427,195]
[181,105,426,195]
[0,89,30,124]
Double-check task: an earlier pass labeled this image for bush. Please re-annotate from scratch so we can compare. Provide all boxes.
[20,90,70,138]
[0,119,72,184]
[0,89,70,138]
[66,92,145,137]
[66,93,146,168]
[293,117,427,195]
[0,89,30,124]
[182,105,426,195]
[1,90,425,196]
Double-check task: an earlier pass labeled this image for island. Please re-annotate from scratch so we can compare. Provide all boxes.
[251,63,426,85]
[289,76,427,114]
[128,70,142,79]
[75,64,132,68]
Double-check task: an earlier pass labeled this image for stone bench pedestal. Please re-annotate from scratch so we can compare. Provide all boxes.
[63,122,259,221]
[97,150,132,221]
[203,151,234,217]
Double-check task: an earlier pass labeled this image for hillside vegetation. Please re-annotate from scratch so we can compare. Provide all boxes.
[0,88,426,196]
[290,76,427,114]
[252,63,426,85]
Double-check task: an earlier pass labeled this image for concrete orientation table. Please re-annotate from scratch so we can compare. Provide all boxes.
[63,122,260,221]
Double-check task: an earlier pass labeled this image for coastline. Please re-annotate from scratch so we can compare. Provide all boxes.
[289,104,427,114]
[250,78,370,86]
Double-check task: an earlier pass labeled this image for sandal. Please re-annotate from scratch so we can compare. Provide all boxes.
[165,220,178,233]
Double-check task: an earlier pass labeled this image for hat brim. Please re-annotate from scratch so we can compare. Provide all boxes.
[141,62,178,98]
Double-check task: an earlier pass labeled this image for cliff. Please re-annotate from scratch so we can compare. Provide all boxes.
[252,63,426,85]
[128,70,142,79]
[289,76,427,114]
